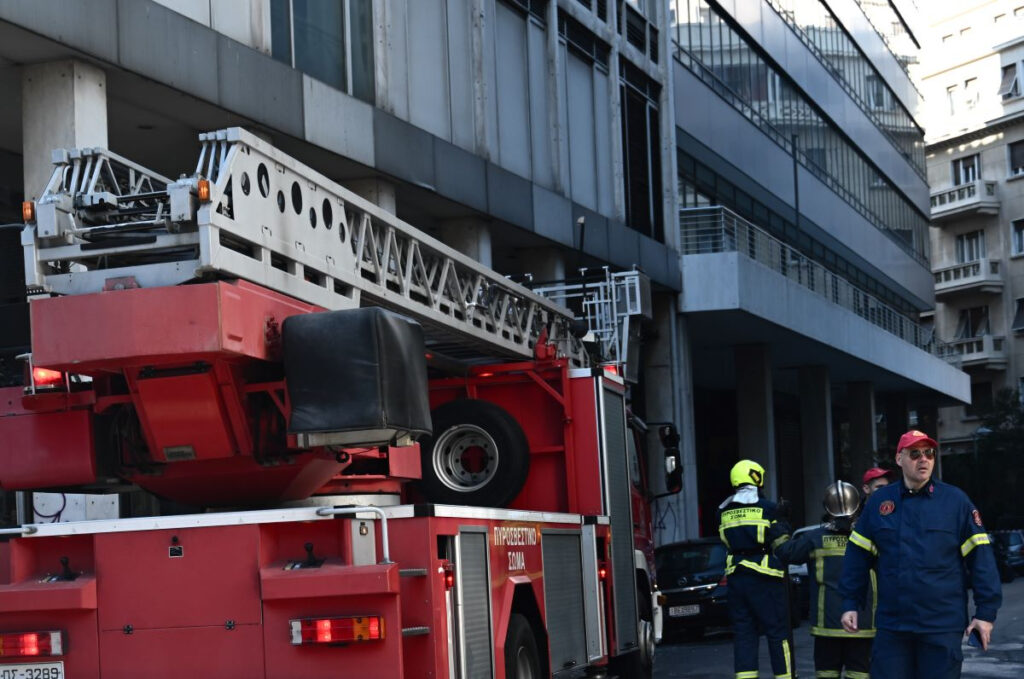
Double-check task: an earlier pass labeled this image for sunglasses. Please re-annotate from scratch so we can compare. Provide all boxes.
[904,448,936,461]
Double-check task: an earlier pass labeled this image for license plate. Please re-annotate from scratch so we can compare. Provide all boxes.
[669,604,700,617]
[0,662,64,679]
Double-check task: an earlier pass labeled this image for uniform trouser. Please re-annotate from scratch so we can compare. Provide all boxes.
[813,636,871,678]
[870,629,963,679]
[727,570,792,678]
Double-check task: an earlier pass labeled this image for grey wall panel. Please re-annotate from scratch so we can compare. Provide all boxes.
[495,3,532,179]
[435,137,488,212]
[118,0,218,104]
[487,162,532,228]
[217,36,303,138]
[482,0,500,157]
[374,111,436,190]
[797,164,935,306]
[532,185,571,244]
[594,72,614,216]
[608,223,641,270]
[0,0,119,63]
[573,204,610,262]
[640,234,671,288]
[447,0,475,151]
[527,19,554,189]
[382,0,410,120]
[303,76,375,168]
[673,65,796,206]
[408,0,451,140]
[567,53,597,210]
[556,42,571,193]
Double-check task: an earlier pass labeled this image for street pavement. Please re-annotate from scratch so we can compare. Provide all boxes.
[654,578,1024,678]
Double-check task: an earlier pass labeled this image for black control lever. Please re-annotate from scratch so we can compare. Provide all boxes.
[57,556,78,582]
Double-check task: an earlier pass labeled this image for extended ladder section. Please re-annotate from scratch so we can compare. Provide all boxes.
[531,269,651,381]
[23,127,586,366]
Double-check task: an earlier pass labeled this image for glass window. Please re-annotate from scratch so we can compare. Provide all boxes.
[964,77,978,109]
[956,229,985,263]
[1014,219,1024,255]
[1010,141,1024,177]
[952,154,979,185]
[270,0,374,103]
[955,305,989,338]
[1012,298,1024,332]
[999,63,1020,99]
[946,85,957,115]
[965,381,993,418]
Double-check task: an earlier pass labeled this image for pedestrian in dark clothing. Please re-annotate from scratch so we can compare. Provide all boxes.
[718,459,792,679]
[839,430,1003,679]
[777,481,874,679]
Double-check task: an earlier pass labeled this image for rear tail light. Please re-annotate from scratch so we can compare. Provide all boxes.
[289,616,384,646]
[718,575,728,587]
[0,631,63,657]
[32,367,65,388]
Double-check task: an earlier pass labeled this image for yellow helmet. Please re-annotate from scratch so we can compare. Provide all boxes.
[730,459,765,488]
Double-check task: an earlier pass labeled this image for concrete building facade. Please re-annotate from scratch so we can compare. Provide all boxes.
[921,0,1024,456]
[0,1,967,535]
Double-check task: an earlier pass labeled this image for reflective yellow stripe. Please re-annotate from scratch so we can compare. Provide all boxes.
[846,671,870,679]
[810,548,846,558]
[758,523,766,543]
[734,557,785,578]
[816,555,826,629]
[811,626,875,638]
[815,672,841,678]
[961,532,990,557]
[849,530,877,555]
[736,672,759,679]
[780,638,792,678]
[869,568,878,627]
[771,533,790,549]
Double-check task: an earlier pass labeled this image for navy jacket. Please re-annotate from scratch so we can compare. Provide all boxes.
[717,493,788,578]
[777,524,876,638]
[839,478,1002,633]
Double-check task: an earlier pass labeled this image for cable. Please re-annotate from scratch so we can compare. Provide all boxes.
[32,493,67,523]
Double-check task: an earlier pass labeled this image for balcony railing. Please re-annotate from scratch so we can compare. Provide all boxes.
[947,335,1007,369]
[679,206,958,363]
[933,258,1003,297]
[930,180,999,221]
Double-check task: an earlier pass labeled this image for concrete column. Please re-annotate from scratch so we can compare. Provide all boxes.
[800,365,834,525]
[347,177,397,215]
[735,344,777,498]
[22,60,108,201]
[847,381,877,482]
[649,296,699,542]
[520,247,566,283]
[439,218,492,269]
[883,393,908,453]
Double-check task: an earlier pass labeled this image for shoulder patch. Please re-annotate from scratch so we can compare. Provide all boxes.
[973,509,983,528]
[879,500,895,516]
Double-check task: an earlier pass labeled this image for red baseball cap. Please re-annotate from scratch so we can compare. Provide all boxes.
[896,430,938,454]
[862,467,892,485]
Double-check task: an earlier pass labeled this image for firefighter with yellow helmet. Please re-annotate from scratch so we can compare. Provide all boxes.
[718,459,793,679]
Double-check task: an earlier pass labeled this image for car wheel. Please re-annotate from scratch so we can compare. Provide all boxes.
[504,614,542,679]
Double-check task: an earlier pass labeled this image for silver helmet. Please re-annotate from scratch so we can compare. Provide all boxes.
[822,480,861,518]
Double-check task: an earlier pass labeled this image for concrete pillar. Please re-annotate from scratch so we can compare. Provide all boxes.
[347,177,397,215]
[800,365,834,525]
[883,393,908,453]
[439,218,492,268]
[520,247,566,283]
[847,381,877,482]
[648,296,699,542]
[22,60,108,201]
[735,344,777,499]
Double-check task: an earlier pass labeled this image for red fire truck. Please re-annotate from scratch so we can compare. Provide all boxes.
[0,128,681,678]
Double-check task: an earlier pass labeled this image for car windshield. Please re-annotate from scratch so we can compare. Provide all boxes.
[657,542,727,578]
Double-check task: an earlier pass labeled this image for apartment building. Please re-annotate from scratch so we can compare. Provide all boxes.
[0,0,966,537]
[921,0,1024,454]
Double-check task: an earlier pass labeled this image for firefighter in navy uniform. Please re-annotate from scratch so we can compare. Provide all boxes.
[718,459,793,679]
[776,481,875,678]
[839,430,1003,679]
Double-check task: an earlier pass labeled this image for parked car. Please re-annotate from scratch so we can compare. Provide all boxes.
[991,530,1024,581]
[657,538,801,640]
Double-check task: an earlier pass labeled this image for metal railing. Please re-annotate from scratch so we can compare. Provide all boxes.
[679,206,957,363]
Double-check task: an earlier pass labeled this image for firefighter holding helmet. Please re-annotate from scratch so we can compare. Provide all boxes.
[776,481,876,678]
[718,459,793,679]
